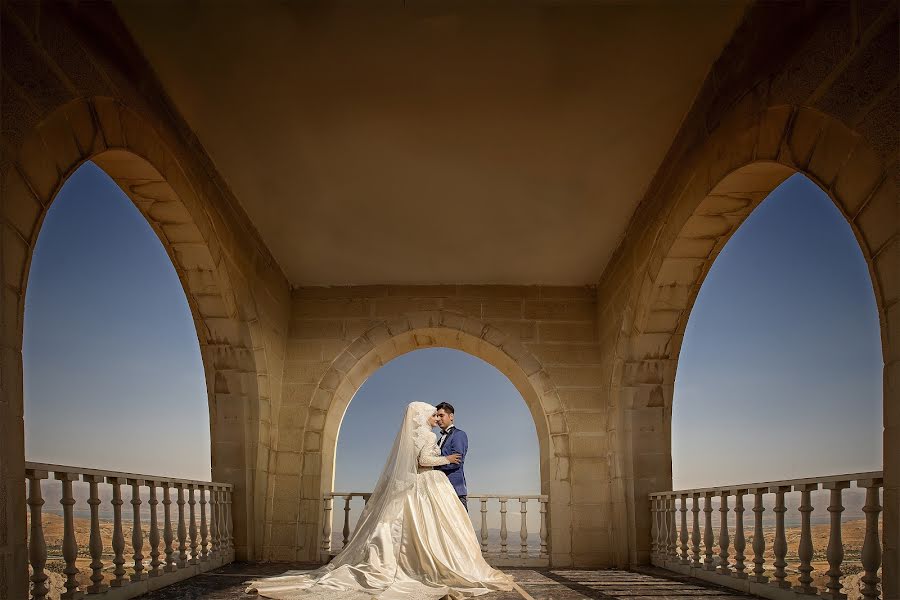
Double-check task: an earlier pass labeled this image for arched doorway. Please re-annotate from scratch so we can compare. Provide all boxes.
[330,347,542,562]
[317,327,557,497]
[279,319,571,565]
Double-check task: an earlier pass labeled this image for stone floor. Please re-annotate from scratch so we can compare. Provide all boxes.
[134,562,760,599]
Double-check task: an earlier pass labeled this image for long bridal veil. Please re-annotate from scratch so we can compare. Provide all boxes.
[319,400,429,569]
[246,402,443,599]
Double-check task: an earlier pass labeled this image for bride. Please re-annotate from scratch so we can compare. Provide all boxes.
[246,401,515,599]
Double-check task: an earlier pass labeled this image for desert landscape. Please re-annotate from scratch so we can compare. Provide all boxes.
[702,516,883,600]
[30,511,210,598]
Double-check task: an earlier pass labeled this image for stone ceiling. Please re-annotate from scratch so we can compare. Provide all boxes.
[114,1,747,286]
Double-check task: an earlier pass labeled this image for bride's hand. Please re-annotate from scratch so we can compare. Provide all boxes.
[447,453,461,464]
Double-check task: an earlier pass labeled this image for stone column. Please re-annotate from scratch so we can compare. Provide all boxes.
[0,290,27,600]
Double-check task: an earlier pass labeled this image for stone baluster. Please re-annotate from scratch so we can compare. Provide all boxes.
[217,486,227,556]
[26,468,49,600]
[668,495,678,559]
[659,496,669,560]
[162,482,176,572]
[795,482,818,594]
[858,477,883,600]
[499,497,509,557]
[210,485,220,558]
[342,495,352,549]
[718,491,731,575]
[769,485,792,589]
[822,480,850,600]
[660,495,668,559]
[703,492,715,570]
[219,486,231,550]
[664,495,672,559]
[147,481,162,576]
[539,497,548,559]
[733,489,747,579]
[750,487,768,583]
[679,494,689,565]
[480,498,489,553]
[54,471,83,599]
[106,476,128,587]
[82,474,108,594]
[213,485,222,557]
[128,478,147,582]
[520,498,529,558]
[661,496,668,559]
[650,495,659,558]
[691,494,701,567]
[175,483,188,567]
[664,494,672,559]
[218,488,226,550]
[225,487,233,549]
[322,495,334,558]
[199,485,209,560]
[188,484,199,565]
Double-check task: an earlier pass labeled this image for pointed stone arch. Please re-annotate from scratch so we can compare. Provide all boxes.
[1,97,271,564]
[608,104,898,573]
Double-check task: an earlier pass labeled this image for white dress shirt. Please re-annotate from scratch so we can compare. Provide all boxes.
[438,424,455,449]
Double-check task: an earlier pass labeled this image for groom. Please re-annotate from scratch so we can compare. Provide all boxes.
[434,402,468,509]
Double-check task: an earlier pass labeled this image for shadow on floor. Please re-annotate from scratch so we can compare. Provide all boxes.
[135,562,760,599]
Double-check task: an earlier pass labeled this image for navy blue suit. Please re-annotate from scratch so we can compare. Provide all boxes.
[436,426,468,507]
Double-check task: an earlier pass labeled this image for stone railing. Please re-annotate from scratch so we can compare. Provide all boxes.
[25,462,234,600]
[650,471,884,600]
[321,492,549,567]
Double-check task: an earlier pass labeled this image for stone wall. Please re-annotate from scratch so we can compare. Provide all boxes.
[0,3,292,595]
[270,285,619,567]
[595,2,899,593]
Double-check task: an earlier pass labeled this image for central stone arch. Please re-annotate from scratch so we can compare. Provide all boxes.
[301,312,571,563]
[607,104,898,576]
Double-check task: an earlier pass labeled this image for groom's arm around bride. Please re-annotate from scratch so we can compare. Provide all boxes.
[434,402,469,509]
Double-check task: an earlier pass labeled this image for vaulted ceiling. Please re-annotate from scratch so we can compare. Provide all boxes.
[114,1,747,286]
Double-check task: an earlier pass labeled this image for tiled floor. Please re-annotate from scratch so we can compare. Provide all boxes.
[135,562,759,599]
[509,567,757,599]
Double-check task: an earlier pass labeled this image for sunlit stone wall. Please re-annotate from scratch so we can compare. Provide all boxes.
[275,285,614,567]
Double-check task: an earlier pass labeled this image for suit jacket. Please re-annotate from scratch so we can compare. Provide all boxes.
[436,426,468,497]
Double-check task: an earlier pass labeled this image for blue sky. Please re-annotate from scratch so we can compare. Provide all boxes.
[673,174,883,488]
[23,162,209,479]
[23,163,883,493]
[333,347,539,494]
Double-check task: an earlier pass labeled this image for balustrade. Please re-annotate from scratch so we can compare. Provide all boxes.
[650,472,884,600]
[321,492,549,567]
[24,462,234,600]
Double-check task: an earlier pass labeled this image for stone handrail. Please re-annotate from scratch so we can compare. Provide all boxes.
[25,462,234,600]
[321,492,549,567]
[649,471,884,600]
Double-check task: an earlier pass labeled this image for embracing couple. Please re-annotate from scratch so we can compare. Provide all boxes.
[247,402,514,599]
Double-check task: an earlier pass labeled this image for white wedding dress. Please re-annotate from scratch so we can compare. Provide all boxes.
[246,402,514,599]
